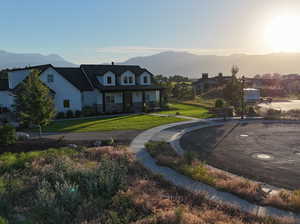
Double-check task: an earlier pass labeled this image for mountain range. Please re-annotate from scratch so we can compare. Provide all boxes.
[0,50,76,69]
[122,51,300,78]
[2,50,300,78]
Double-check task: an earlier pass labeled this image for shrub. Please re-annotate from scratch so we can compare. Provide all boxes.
[0,217,8,224]
[290,190,300,210]
[183,151,196,165]
[265,108,281,119]
[0,125,16,146]
[145,141,177,158]
[215,99,224,108]
[180,163,215,186]
[66,110,74,118]
[247,106,256,116]
[175,112,181,115]
[29,179,81,224]
[82,106,97,117]
[56,112,65,119]
[101,138,115,146]
[75,110,81,117]
[174,206,185,224]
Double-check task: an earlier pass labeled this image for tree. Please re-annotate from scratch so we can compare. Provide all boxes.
[223,65,242,110]
[15,69,56,132]
[231,65,239,77]
[172,83,194,100]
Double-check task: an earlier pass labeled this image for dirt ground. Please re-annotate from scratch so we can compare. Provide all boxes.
[180,121,300,190]
[0,130,141,154]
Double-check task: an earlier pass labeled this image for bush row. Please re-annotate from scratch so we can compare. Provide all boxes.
[0,125,16,146]
[56,106,98,119]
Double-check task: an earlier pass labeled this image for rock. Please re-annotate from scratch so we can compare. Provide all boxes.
[67,144,78,149]
[93,140,102,147]
[16,132,30,140]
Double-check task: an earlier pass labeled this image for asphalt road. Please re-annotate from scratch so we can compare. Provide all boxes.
[180,121,300,189]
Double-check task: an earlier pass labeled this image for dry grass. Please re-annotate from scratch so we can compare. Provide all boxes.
[1,145,296,224]
[145,141,300,214]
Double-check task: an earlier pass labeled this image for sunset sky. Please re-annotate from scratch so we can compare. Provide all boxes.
[2,0,300,63]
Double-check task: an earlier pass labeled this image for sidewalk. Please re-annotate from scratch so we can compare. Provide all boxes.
[129,119,300,222]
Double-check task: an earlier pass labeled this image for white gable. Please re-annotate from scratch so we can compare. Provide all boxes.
[39,67,82,112]
[7,69,31,89]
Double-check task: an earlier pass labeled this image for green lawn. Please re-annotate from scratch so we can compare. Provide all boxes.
[40,114,186,132]
[158,103,212,118]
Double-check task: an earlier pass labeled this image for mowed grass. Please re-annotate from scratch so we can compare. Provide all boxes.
[158,103,212,118]
[41,114,186,132]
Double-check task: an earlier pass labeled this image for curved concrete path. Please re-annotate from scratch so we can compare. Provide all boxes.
[129,118,300,222]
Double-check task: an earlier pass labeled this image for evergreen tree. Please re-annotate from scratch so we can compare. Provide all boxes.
[15,69,56,130]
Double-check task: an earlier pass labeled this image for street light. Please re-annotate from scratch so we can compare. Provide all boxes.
[241,75,245,119]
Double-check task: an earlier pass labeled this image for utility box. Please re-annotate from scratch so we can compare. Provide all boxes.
[244,88,260,103]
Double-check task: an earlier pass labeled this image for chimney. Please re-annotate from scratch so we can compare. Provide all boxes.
[112,62,114,66]
[202,73,208,79]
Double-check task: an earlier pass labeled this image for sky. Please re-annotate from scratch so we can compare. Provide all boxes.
[1,0,300,64]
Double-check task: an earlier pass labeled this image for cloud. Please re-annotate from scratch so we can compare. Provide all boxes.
[95,46,256,56]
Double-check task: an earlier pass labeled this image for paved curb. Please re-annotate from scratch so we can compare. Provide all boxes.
[129,118,300,222]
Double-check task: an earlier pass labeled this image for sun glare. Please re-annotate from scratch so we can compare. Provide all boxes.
[265,14,300,52]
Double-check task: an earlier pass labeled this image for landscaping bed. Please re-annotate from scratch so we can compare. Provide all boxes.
[0,145,292,224]
[145,141,300,214]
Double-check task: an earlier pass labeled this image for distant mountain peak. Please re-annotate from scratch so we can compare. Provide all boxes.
[0,50,76,70]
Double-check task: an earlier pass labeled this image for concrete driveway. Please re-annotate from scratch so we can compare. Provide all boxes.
[258,100,300,111]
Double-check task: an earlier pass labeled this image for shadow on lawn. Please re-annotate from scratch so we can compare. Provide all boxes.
[47,114,144,132]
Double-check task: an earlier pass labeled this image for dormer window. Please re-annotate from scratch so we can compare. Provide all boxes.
[121,71,135,85]
[107,76,112,84]
[140,72,150,85]
[129,76,133,84]
[143,76,148,84]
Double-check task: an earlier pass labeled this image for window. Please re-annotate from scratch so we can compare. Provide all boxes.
[145,94,150,102]
[129,76,133,84]
[107,76,112,84]
[106,95,115,104]
[47,74,54,83]
[63,100,70,108]
[143,76,148,84]
[124,76,128,84]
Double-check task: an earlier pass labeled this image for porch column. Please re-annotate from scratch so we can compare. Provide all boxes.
[159,89,163,108]
[102,92,106,113]
[122,91,125,112]
[142,91,146,112]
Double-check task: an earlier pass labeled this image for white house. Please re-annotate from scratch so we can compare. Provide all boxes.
[0,64,163,114]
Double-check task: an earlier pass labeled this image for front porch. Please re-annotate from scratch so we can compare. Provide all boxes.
[99,89,163,114]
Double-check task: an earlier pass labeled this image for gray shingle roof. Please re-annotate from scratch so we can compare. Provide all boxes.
[0,79,9,90]
[54,67,94,91]
[0,64,159,93]
[80,64,153,88]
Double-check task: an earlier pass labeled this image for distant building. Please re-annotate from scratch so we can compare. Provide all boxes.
[192,73,232,94]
